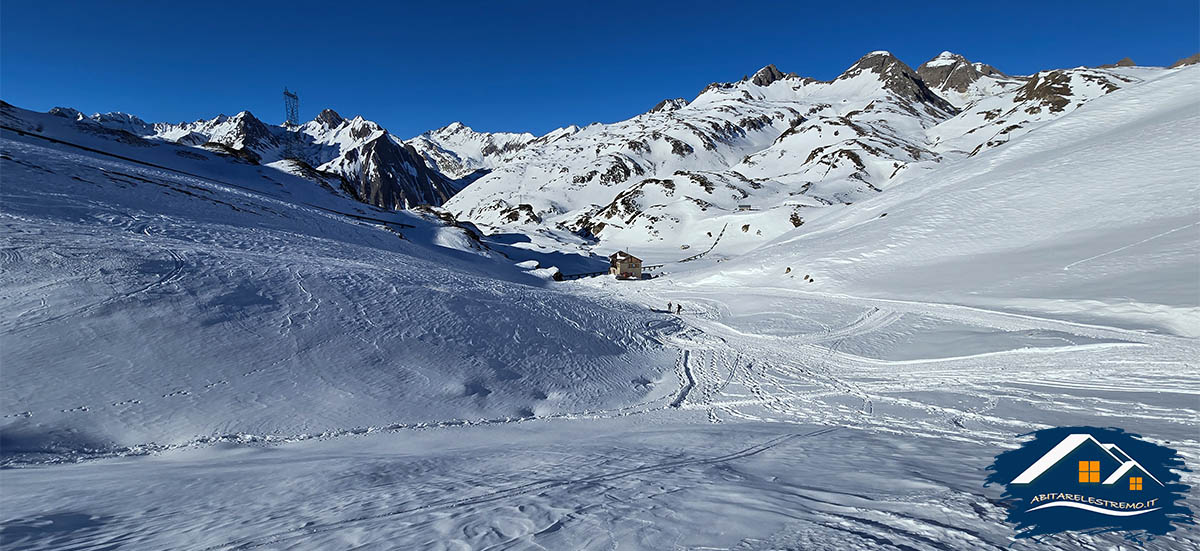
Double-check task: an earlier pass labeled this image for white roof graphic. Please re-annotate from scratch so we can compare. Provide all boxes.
[1103,457,1165,486]
[1011,434,1163,486]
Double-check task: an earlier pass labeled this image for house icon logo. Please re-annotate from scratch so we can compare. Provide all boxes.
[986,427,1193,540]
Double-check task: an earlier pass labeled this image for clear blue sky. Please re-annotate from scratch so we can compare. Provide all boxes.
[3,1,1197,137]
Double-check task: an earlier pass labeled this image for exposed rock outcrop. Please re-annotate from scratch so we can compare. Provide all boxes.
[1169,53,1200,68]
[650,98,688,113]
[314,108,346,128]
[750,64,794,86]
[1097,57,1136,68]
[917,52,1008,94]
[839,51,957,115]
[322,131,461,209]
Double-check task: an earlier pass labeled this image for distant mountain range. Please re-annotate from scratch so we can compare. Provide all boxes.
[4,50,1196,251]
[445,51,1197,251]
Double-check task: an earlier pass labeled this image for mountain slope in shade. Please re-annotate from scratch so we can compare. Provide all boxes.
[320,129,461,208]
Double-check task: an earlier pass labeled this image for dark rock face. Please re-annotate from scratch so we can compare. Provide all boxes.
[917,52,1009,94]
[480,140,526,157]
[1014,70,1120,115]
[1097,57,1136,68]
[314,108,345,127]
[1169,53,1200,68]
[500,203,541,224]
[173,131,209,146]
[840,52,957,115]
[1014,71,1074,112]
[346,119,378,140]
[332,132,461,209]
[650,98,688,113]
[750,64,794,86]
[201,141,261,164]
[214,112,279,152]
[48,107,82,119]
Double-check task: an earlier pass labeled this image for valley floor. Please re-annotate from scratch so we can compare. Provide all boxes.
[4,278,1197,550]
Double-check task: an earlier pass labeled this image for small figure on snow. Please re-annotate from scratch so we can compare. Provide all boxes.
[676,304,683,314]
[667,301,673,312]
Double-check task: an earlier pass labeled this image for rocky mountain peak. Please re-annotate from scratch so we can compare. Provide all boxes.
[1097,57,1136,68]
[931,51,967,64]
[841,51,956,114]
[649,98,688,113]
[314,108,345,127]
[840,50,911,79]
[48,106,83,119]
[916,51,1015,106]
[91,111,149,127]
[232,110,259,122]
[1169,52,1200,68]
[326,130,459,209]
[348,116,382,140]
[210,111,277,152]
[750,64,792,86]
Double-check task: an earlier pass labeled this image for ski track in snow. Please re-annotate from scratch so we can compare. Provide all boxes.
[1062,220,1200,271]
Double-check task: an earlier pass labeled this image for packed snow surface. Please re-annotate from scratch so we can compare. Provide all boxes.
[1,67,1198,550]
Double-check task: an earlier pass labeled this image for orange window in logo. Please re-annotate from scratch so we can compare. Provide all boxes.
[1130,477,1143,490]
[1078,461,1100,483]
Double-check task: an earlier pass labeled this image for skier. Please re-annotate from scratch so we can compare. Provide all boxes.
[667,301,673,312]
[676,304,682,314]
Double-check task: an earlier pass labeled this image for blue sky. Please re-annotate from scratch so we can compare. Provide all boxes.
[2,1,1197,137]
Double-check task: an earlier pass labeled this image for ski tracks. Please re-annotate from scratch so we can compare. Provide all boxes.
[210,426,840,551]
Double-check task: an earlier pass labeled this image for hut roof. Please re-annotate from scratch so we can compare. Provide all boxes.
[609,250,641,262]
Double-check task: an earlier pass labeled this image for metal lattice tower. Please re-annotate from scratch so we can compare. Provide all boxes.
[282,88,301,160]
[283,87,300,127]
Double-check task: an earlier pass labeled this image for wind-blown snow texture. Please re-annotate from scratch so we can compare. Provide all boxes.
[1,55,1197,551]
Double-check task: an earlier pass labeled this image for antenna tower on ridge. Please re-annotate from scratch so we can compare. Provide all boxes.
[283,87,300,127]
[282,87,301,160]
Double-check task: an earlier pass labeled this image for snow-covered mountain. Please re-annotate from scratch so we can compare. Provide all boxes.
[695,63,1200,337]
[27,106,463,210]
[443,51,1176,255]
[407,122,546,179]
[3,49,1198,551]
[915,51,1026,108]
[928,65,1142,157]
[1,99,663,458]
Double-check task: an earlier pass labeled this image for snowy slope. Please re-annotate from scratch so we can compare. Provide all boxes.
[689,65,1200,337]
[4,70,1196,546]
[0,117,678,461]
[2,54,1198,551]
[406,122,541,179]
[929,65,1151,158]
[445,53,955,252]
[444,51,1163,258]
